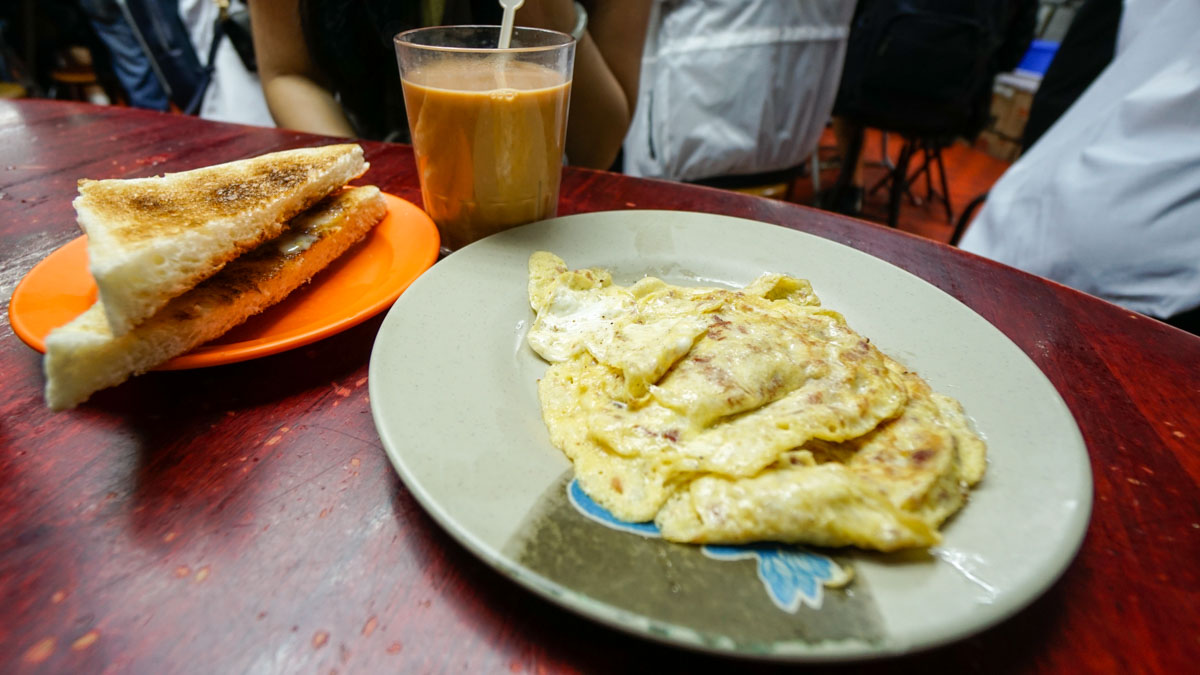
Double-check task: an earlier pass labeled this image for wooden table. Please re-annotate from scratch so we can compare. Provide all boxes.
[2,100,1197,673]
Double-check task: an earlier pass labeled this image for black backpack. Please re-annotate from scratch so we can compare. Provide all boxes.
[834,0,1004,138]
[115,0,256,114]
[111,0,207,112]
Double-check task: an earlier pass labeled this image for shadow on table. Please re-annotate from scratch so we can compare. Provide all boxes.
[78,315,386,543]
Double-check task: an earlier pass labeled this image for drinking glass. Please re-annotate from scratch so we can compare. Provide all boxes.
[395,26,575,251]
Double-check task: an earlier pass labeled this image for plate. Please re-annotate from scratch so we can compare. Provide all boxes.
[10,193,439,370]
[367,210,1092,661]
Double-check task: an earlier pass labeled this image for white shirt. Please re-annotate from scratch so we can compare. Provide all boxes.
[178,0,274,128]
[623,0,854,182]
[960,0,1200,320]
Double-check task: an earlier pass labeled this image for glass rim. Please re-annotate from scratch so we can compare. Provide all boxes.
[394,25,575,54]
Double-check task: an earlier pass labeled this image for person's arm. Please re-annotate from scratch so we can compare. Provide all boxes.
[518,0,651,169]
[247,0,357,137]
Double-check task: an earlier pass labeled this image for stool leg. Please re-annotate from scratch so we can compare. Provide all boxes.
[935,145,953,223]
[830,123,865,199]
[867,132,891,197]
[950,192,988,246]
[903,142,932,207]
[887,142,915,228]
[922,141,936,202]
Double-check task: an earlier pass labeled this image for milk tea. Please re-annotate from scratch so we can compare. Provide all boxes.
[402,58,571,249]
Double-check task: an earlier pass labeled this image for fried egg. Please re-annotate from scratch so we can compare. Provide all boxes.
[527,252,986,552]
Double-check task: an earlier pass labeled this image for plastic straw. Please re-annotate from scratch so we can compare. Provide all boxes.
[498,0,526,49]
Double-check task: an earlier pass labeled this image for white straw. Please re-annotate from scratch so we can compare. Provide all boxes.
[498,0,525,49]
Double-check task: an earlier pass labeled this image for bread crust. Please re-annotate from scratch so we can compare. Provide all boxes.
[44,185,387,410]
[76,144,368,336]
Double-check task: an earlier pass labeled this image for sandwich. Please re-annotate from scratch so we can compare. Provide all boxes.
[43,146,387,410]
[44,186,387,410]
[75,143,367,336]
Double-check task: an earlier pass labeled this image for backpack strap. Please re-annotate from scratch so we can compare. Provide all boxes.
[182,6,225,115]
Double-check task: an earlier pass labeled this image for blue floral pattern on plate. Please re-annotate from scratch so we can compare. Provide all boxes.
[567,479,846,612]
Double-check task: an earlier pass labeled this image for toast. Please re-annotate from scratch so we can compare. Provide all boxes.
[75,144,367,336]
[44,186,388,410]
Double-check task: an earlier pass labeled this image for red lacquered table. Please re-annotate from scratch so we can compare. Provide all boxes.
[1,99,1197,673]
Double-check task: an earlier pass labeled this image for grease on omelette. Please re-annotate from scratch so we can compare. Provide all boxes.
[527,252,986,552]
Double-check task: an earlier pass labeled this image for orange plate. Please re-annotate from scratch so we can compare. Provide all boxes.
[9,192,440,370]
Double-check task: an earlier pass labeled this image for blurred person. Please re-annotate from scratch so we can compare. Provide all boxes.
[621,0,855,184]
[108,0,208,110]
[178,0,272,126]
[822,0,1037,216]
[81,1,266,118]
[247,0,650,170]
[959,0,1200,332]
[79,0,171,109]
[9,1,124,103]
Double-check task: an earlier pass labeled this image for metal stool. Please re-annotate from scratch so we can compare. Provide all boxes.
[868,135,955,228]
[0,82,27,99]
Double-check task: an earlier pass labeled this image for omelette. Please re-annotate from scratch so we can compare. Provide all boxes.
[526,252,986,552]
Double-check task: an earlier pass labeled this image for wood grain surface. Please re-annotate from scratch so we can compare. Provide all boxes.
[1,100,1197,674]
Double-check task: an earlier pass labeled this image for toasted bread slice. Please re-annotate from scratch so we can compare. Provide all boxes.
[44,186,387,410]
[75,144,368,336]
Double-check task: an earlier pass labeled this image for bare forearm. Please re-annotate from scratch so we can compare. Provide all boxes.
[520,0,649,169]
[249,0,356,138]
[565,35,634,169]
[261,75,356,138]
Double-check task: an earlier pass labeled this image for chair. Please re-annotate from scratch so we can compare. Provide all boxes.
[865,133,955,228]
[48,46,106,104]
[691,165,807,202]
[949,192,989,246]
[827,1,1023,228]
[824,122,961,228]
[0,81,26,99]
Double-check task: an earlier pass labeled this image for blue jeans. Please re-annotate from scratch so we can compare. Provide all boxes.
[82,1,206,112]
[81,0,170,110]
